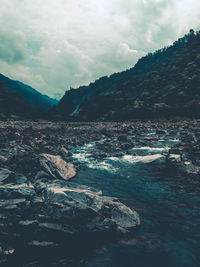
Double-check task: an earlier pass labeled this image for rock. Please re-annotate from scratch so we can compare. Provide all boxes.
[38,154,76,181]
[168,154,181,163]
[0,198,27,209]
[0,168,27,184]
[140,154,165,164]
[181,163,200,175]
[0,168,12,183]
[0,155,7,163]
[28,240,57,247]
[0,176,140,263]
[0,183,35,199]
[59,147,72,159]
[35,179,140,234]
[35,170,49,180]
[38,222,74,235]
[18,220,38,227]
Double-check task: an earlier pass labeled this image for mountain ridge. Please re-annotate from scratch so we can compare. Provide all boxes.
[0,73,57,119]
[54,29,200,121]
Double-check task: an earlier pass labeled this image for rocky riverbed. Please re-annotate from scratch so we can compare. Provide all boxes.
[0,119,200,266]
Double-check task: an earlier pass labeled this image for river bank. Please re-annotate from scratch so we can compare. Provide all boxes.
[0,119,200,266]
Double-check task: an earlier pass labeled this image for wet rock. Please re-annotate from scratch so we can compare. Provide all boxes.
[35,179,140,234]
[35,170,50,180]
[0,155,7,163]
[181,162,200,175]
[28,240,58,247]
[38,154,76,181]
[59,147,72,160]
[0,183,35,199]
[18,220,38,227]
[140,154,165,164]
[38,222,74,235]
[0,169,12,183]
[168,154,181,164]
[0,175,140,266]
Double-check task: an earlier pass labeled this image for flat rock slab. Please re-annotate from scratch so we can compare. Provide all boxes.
[36,179,140,234]
[38,154,76,180]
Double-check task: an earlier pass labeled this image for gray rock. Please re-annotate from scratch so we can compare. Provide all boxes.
[18,220,38,227]
[35,179,140,234]
[0,168,27,184]
[38,154,76,181]
[0,168,12,183]
[168,154,181,163]
[0,183,35,199]
[59,147,72,159]
[138,154,165,164]
[35,170,50,180]
[181,162,200,175]
[0,155,7,163]
[27,240,57,247]
[0,172,140,262]
[38,222,74,234]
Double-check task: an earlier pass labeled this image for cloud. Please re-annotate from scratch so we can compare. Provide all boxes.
[0,1,27,64]
[0,0,200,98]
[0,30,27,64]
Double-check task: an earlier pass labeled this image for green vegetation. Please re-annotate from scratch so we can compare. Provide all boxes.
[57,29,200,120]
[0,74,57,119]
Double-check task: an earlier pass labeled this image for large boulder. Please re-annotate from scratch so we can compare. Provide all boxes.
[35,179,140,234]
[0,173,140,265]
[38,154,76,180]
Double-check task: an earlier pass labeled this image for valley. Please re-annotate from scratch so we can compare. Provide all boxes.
[0,119,200,266]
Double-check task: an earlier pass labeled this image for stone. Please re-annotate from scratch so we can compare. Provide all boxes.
[0,168,12,183]
[38,154,76,181]
[0,168,27,184]
[0,155,7,163]
[0,183,35,199]
[27,240,57,247]
[18,220,38,227]
[38,222,74,235]
[59,147,72,159]
[35,179,140,234]
[35,170,50,180]
[168,154,181,163]
[140,154,165,164]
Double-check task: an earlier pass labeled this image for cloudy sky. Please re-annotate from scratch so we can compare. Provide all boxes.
[0,0,200,99]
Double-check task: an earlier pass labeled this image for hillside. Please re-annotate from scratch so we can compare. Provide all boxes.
[0,74,57,119]
[55,29,200,121]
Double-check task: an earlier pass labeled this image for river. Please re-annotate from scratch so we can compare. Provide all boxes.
[70,133,200,267]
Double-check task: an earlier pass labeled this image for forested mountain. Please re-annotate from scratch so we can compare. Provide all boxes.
[0,74,57,119]
[55,29,200,121]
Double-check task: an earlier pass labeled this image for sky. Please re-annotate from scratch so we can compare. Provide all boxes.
[0,0,200,99]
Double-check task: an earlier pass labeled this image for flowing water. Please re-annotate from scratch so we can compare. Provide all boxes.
[70,135,200,267]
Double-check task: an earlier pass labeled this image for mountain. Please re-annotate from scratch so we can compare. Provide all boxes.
[55,29,200,121]
[0,73,58,119]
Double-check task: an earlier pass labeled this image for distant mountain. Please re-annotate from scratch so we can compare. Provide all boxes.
[0,73,57,119]
[55,29,200,121]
